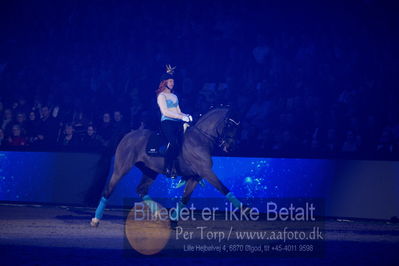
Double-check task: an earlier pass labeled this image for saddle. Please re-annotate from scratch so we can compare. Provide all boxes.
[146,123,190,157]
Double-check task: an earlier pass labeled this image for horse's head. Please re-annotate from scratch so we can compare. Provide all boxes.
[194,107,240,153]
[219,116,240,153]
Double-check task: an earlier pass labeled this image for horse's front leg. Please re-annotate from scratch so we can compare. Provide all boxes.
[199,169,243,209]
[181,176,199,204]
[198,169,229,195]
[136,173,157,199]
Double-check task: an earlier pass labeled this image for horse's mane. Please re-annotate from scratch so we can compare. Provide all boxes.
[194,107,229,128]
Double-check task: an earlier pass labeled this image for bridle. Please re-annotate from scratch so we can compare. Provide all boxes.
[217,117,240,149]
[192,111,240,149]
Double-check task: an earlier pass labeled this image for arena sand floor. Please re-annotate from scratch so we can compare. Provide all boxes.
[0,203,398,265]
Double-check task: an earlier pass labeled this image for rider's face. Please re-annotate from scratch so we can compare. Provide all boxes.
[166,79,174,90]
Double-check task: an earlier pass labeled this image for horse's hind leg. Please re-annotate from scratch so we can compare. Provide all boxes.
[136,164,158,199]
[91,149,135,226]
[103,155,134,199]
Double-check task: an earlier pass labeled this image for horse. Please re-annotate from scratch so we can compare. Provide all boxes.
[90,107,242,226]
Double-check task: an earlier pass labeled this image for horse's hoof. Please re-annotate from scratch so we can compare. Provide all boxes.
[90,217,100,227]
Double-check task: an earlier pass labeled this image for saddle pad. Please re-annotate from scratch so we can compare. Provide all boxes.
[146,132,168,157]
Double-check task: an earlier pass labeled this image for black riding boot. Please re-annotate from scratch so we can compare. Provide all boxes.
[164,156,177,179]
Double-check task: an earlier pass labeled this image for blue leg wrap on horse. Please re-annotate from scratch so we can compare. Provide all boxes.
[142,195,159,215]
[175,179,186,189]
[170,201,185,221]
[95,196,108,219]
[226,192,241,209]
[142,194,152,201]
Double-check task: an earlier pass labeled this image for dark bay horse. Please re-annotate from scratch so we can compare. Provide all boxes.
[91,107,241,226]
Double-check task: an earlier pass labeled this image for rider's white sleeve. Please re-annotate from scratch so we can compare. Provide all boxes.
[157,94,185,120]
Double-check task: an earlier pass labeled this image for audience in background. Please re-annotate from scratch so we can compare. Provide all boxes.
[0,128,5,147]
[0,1,398,158]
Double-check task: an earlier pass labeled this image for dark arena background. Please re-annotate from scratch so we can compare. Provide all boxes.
[1,0,399,265]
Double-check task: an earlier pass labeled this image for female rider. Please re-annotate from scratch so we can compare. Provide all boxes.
[156,65,192,178]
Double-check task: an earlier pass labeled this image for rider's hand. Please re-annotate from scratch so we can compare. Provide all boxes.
[182,115,190,123]
[188,115,193,122]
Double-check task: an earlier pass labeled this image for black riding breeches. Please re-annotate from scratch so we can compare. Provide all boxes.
[161,120,184,160]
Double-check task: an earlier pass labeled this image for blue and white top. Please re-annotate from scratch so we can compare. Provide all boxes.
[157,92,183,122]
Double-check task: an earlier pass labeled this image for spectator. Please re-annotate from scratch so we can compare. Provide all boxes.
[72,111,88,139]
[81,125,105,149]
[25,111,40,140]
[1,109,13,136]
[7,124,28,146]
[108,110,129,151]
[15,112,28,135]
[341,130,361,152]
[113,110,129,136]
[36,106,59,147]
[57,124,80,147]
[97,112,113,145]
[15,97,30,114]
